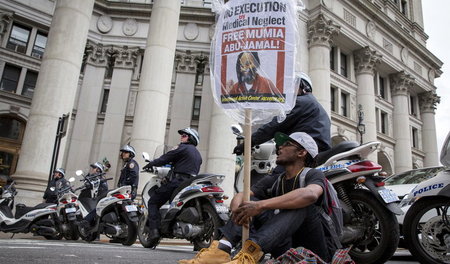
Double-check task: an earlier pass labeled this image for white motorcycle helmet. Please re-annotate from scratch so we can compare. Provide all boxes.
[178,127,200,146]
[120,144,136,158]
[296,72,313,94]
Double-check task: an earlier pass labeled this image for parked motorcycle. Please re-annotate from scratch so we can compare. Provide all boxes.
[76,171,139,245]
[52,177,80,240]
[0,181,60,239]
[231,125,402,264]
[138,149,229,250]
[401,132,450,264]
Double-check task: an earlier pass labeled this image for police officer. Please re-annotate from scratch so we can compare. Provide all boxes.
[142,127,202,243]
[43,168,67,203]
[79,162,108,199]
[118,144,139,200]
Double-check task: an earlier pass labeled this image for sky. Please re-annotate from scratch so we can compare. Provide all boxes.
[422,1,450,159]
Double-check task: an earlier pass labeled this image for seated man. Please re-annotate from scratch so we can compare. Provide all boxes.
[179,132,330,264]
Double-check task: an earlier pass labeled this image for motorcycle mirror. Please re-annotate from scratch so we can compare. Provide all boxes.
[68,177,75,182]
[50,187,55,191]
[231,124,243,135]
[75,170,83,176]
[142,152,150,162]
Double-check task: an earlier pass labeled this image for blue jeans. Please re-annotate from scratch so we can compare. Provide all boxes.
[220,201,330,261]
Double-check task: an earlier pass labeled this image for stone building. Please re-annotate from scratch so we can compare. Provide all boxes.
[0,0,442,204]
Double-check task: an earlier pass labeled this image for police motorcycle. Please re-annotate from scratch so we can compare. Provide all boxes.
[138,148,229,250]
[50,177,81,240]
[401,131,450,264]
[76,170,139,245]
[0,181,60,239]
[231,125,402,264]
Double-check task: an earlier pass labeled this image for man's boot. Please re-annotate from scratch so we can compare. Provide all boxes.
[178,240,231,264]
[148,228,160,244]
[223,240,264,264]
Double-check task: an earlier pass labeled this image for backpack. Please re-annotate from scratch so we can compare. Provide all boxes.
[298,168,343,251]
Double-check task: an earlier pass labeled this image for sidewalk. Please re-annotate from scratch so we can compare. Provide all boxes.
[0,231,191,246]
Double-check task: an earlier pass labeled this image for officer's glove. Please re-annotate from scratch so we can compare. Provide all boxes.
[143,164,154,172]
[131,186,137,200]
[233,143,244,155]
[161,177,169,185]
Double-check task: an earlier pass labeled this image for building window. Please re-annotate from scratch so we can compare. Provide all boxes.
[330,47,336,71]
[330,87,336,112]
[195,70,204,86]
[380,111,388,134]
[401,0,408,16]
[0,116,23,140]
[412,127,419,148]
[100,89,110,113]
[410,95,417,117]
[340,53,348,78]
[22,71,38,98]
[105,56,115,79]
[0,64,21,93]
[340,92,348,117]
[6,24,31,54]
[31,32,47,59]
[192,96,202,120]
[379,76,386,99]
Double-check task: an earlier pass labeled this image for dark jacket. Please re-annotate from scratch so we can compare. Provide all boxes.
[252,93,331,152]
[146,143,202,175]
[118,159,139,188]
[43,178,68,203]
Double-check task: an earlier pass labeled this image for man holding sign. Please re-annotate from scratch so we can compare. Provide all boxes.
[178,132,330,264]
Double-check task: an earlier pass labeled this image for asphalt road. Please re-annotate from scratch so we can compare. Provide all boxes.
[0,237,419,264]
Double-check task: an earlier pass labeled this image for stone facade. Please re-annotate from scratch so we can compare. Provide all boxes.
[0,0,442,204]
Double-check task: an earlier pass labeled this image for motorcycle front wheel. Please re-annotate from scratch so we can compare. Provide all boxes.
[119,214,138,246]
[138,214,159,248]
[403,197,450,264]
[346,190,400,264]
[63,221,80,241]
[192,203,223,250]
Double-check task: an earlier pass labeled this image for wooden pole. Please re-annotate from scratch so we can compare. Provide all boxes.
[242,108,252,243]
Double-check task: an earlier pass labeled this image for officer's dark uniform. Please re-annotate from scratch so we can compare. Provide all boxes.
[118,158,139,199]
[43,178,68,203]
[146,143,202,231]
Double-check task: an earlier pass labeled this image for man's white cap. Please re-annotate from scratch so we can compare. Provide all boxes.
[274,132,319,158]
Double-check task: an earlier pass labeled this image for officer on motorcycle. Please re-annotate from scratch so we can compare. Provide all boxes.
[79,162,108,199]
[142,127,202,243]
[118,144,139,200]
[234,72,331,155]
[43,168,67,203]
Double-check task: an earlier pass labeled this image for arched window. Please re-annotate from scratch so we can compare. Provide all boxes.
[0,115,25,179]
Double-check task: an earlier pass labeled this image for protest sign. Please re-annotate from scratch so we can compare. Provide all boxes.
[211,0,299,124]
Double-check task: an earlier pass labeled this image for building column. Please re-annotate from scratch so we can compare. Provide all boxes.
[307,14,340,115]
[419,91,440,167]
[390,71,414,173]
[130,0,181,166]
[354,47,381,149]
[167,50,197,147]
[0,11,13,46]
[66,42,109,175]
[12,0,94,203]
[98,46,138,182]
[206,103,236,198]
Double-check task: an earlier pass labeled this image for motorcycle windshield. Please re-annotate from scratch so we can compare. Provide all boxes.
[440,131,450,167]
[153,144,175,160]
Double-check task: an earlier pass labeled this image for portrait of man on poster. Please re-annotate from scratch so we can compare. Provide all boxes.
[225,51,279,96]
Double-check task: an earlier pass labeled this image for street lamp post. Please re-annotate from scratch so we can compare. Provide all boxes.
[357,104,365,144]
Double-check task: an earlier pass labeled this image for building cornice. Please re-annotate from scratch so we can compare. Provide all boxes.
[94,0,215,24]
[350,0,443,71]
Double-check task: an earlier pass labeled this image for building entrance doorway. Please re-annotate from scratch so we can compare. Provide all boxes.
[0,115,25,183]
